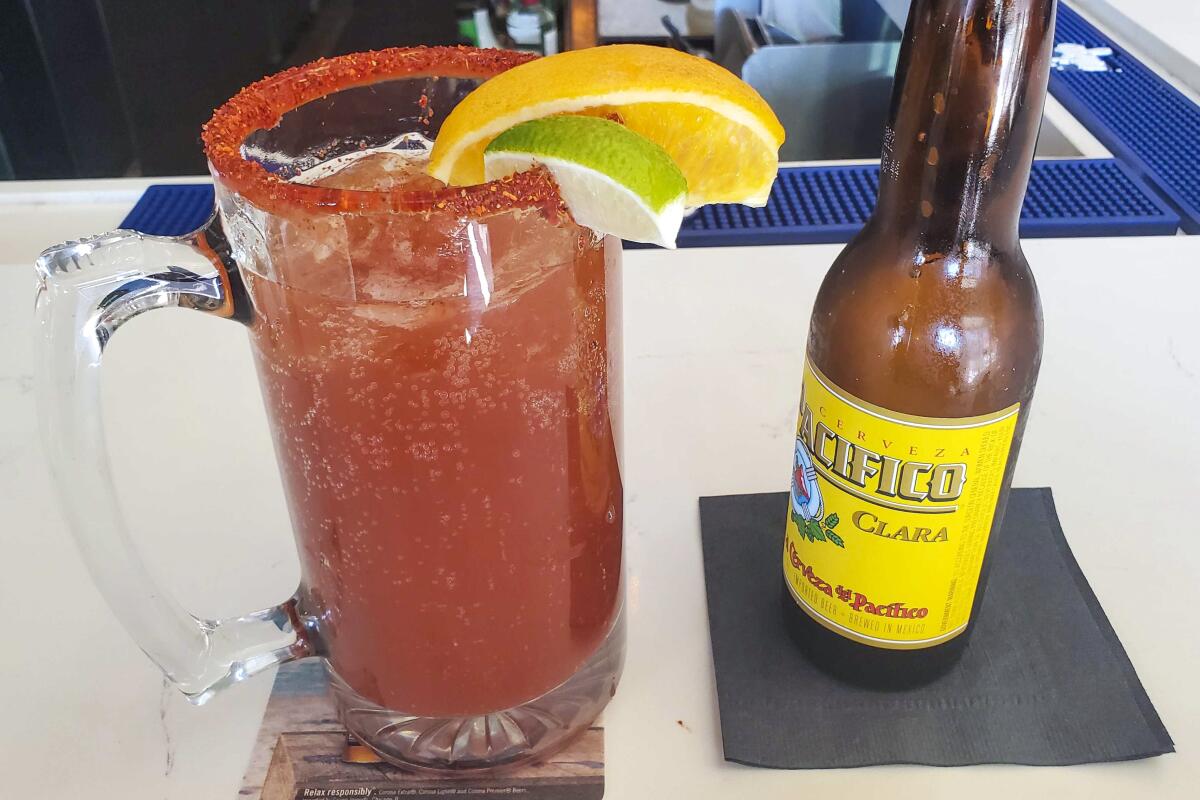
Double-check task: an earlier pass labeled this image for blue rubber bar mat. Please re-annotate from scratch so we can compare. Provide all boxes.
[122,159,1178,248]
[119,183,215,236]
[124,158,1180,245]
[1051,5,1200,233]
[661,158,1179,248]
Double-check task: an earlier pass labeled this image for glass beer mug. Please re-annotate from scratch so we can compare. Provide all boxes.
[34,47,624,773]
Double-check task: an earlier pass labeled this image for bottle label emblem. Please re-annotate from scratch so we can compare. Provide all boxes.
[783,360,1019,649]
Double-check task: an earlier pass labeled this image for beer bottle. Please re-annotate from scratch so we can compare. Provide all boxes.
[782,0,1053,687]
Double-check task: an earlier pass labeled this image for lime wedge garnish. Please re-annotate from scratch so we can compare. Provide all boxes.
[429,44,784,205]
[483,115,687,248]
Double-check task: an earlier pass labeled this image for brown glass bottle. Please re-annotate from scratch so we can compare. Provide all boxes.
[782,0,1053,688]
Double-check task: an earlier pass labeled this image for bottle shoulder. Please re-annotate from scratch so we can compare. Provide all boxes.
[807,232,1043,418]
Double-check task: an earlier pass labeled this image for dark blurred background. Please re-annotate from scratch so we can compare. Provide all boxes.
[1,0,934,176]
[0,1,565,179]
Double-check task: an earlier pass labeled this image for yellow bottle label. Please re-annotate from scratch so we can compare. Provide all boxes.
[783,361,1019,649]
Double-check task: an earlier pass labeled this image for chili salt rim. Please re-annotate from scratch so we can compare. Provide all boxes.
[201,46,563,217]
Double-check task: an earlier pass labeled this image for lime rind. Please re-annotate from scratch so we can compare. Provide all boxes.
[484,116,688,248]
[486,152,685,248]
[486,116,687,212]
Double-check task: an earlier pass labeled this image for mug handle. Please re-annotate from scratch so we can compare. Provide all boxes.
[34,211,311,705]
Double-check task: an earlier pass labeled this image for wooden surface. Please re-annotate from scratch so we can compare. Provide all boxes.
[236,660,605,800]
[567,0,598,49]
[261,731,605,800]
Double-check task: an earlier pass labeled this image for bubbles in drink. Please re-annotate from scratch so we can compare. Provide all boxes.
[238,127,623,716]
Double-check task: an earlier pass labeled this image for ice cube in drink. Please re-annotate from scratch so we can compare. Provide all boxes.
[240,145,623,716]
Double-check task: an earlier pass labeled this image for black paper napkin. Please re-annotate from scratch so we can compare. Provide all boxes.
[699,488,1174,769]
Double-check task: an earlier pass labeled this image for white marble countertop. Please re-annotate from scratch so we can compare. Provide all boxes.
[1,177,1198,798]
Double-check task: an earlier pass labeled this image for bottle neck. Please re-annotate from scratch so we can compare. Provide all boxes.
[874,0,1056,251]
